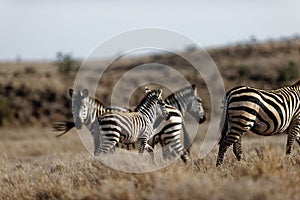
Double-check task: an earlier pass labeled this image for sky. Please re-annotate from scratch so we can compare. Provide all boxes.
[0,0,300,61]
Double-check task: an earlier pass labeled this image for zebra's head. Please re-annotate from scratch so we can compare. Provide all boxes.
[69,88,89,130]
[187,84,206,123]
[142,87,170,121]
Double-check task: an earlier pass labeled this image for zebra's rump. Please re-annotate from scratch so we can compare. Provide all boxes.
[226,86,295,136]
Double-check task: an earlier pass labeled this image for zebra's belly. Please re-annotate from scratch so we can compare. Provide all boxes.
[121,137,139,144]
[119,126,147,144]
[250,121,287,136]
[119,129,138,143]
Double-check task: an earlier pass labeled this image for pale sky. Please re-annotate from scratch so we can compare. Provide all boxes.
[0,0,300,60]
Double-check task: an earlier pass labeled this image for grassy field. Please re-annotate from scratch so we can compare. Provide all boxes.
[0,37,300,199]
[0,128,299,199]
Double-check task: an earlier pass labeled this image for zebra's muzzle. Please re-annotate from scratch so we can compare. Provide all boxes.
[199,115,206,123]
[74,118,83,130]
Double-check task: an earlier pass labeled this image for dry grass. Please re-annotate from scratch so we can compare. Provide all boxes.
[0,127,299,200]
[1,37,300,199]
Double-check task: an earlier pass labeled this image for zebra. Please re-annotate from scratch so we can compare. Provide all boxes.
[53,88,131,147]
[216,81,300,166]
[95,87,170,156]
[53,89,131,137]
[163,84,206,154]
[53,84,205,163]
[141,84,205,163]
[145,103,188,163]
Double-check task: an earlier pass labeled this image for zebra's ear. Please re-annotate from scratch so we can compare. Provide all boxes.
[157,88,163,97]
[191,84,198,95]
[145,86,151,94]
[191,84,197,90]
[81,89,89,98]
[69,88,74,97]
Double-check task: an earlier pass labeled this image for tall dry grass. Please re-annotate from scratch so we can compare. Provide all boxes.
[0,128,299,200]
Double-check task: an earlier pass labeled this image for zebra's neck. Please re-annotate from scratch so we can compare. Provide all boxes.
[263,85,300,117]
[136,97,157,123]
[288,85,300,113]
[84,97,106,128]
[165,92,191,116]
[292,85,300,94]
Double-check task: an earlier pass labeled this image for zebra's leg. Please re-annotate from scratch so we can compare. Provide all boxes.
[160,136,176,161]
[162,145,172,160]
[110,143,118,153]
[95,131,119,156]
[216,138,231,166]
[167,134,189,164]
[92,131,102,156]
[139,138,147,153]
[145,143,155,161]
[180,149,189,164]
[132,142,136,149]
[146,136,157,161]
[182,124,192,155]
[286,124,300,155]
[216,129,243,167]
[296,137,300,146]
[294,131,300,146]
[233,137,244,161]
[100,140,118,155]
[173,142,189,164]
[159,136,170,160]
[154,134,171,161]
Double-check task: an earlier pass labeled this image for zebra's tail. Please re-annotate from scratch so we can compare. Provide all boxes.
[218,97,229,145]
[52,121,75,137]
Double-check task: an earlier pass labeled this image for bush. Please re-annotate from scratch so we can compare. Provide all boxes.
[238,65,250,77]
[24,66,36,74]
[56,52,79,75]
[0,97,11,126]
[277,61,299,84]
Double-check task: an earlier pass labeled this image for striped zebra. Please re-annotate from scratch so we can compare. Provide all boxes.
[52,88,132,137]
[163,84,206,153]
[53,89,130,138]
[146,103,188,163]
[95,87,170,156]
[53,85,205,164]
[142,84,205,163]
[53,88,131,150]
[216,81,300,166]
[107,84,205,163]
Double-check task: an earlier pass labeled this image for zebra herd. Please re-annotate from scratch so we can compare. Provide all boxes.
[53,85,204,164]
[53,81,300,167]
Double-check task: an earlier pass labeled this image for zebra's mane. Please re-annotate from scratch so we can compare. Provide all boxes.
[135,92,156,111]
[93,96,105,106]
[166,85,194,100]
[292,79,300,86]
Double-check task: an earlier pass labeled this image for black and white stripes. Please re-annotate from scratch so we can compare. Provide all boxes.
[53,80,300,167]
[95,87,170,155]
[53,85,206,164]
[164,84,206,153]
[217,81,300,166]
[147,84,206,163]
[65,88,130,152]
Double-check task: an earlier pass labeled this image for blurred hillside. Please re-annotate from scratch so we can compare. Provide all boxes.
[0,37,299,127]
